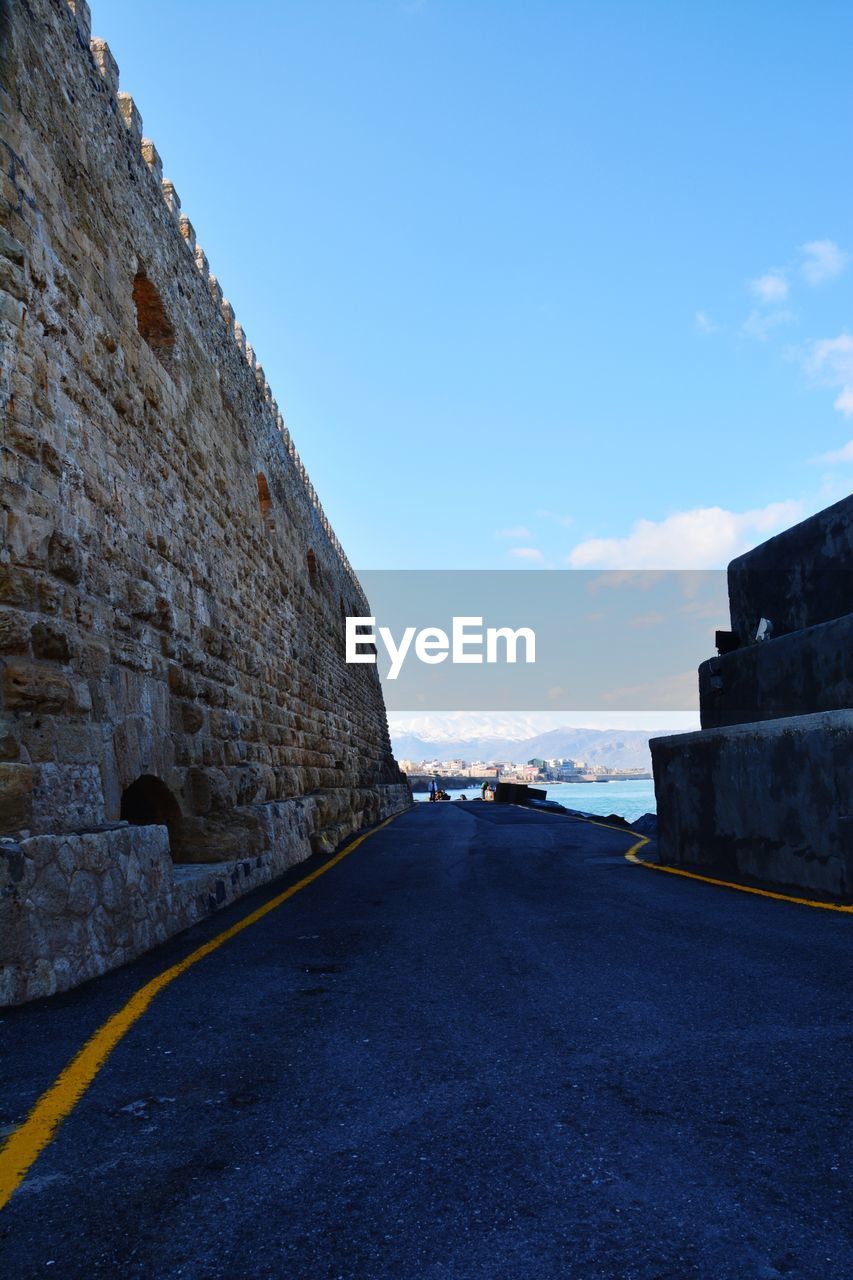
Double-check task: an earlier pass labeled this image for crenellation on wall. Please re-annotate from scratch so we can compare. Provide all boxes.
[140,138,163,182]
[131,108,345,568]
[219,293,234,328]
[117,92,143,138]
[178,214,196,251]
[88,37,118,96]
[193,243,209,277]
[160,178,181,219]
[66,0,92,44]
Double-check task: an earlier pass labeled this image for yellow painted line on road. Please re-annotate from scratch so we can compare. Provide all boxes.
[0,809,411,1211]
[562,811,853,914]
[625,841,853,913]
[520,803,852,913]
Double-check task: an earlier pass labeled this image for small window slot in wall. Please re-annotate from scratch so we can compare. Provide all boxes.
[257,473,275,533]
[132,270,175,370]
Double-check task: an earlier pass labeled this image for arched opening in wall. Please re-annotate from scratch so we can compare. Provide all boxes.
[132,271,175,370]
[307,548,319,589]
[120,774,184,860]
[257,473,275,533]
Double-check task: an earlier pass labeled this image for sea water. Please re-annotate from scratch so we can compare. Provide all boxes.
[414,777,656,822]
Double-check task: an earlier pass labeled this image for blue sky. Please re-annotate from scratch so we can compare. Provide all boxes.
[95,0,853,574]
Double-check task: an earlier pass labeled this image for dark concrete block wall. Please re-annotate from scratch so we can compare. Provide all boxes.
[653,493,853,897]
[652,711,853,897]
[699,612,853,729]
[727,494,853,642]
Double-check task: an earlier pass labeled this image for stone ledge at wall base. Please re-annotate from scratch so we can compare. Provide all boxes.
[0,783,411,1006]
[651,710,853,900]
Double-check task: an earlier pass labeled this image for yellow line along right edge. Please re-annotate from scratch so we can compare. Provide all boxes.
[570,811,853,914]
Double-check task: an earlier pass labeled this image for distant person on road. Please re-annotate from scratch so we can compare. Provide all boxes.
[481,780,488,798]
[429,778,438,803]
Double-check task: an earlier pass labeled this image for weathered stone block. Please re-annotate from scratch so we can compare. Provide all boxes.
[5,511,52,566]
[0,568,34,609]
[0,763,34,833]
[47,530,83,583]
[30,860,69,915]
[31,621,71,662]
[67,869,98,915]
[37,578,63,614]
[3,663,71,713]
[4,418,39,459]
[126,577,157,620]
[30,763,105,833]
[0,225,25,267]
[180,701,204,733]
[0,290,25,327]
[0,609,31,653]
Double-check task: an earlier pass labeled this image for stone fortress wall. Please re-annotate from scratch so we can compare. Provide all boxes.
[0,0,410,1004]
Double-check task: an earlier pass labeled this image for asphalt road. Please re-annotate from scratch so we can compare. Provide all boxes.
[0,801,851,1279]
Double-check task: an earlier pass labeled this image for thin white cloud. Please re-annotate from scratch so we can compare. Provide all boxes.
[495,526,532,539]
[739,243,846,349]
[751,271,789,304]
[817,439,853,464]
[805,332,853,417]
[695,311,717,334]
[629,611,666,630]
[742,307,795,341]
[536,509,574,528]
[566,501,803,570]
[800,239,848,285]
[584,570,666,595]
[600,671,699,712]
[509,546,545,562]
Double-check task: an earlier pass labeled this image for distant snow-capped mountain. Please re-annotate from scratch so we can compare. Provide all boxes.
[390,724,674,770]
[388,713,553,743]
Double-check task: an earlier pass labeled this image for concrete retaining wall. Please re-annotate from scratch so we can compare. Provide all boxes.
[651,711,853,897]
[0,782,411,1005]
